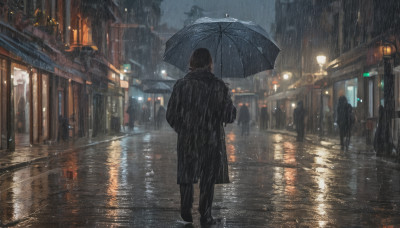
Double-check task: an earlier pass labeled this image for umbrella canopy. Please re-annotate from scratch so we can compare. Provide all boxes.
[163,17,280,78]
[142,82,171,94]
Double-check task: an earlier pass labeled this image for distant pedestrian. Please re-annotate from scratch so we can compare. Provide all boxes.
[156,105,166,129]
[337,96,353,150]
[166,48,236,226]
[275,106,283,129]
[141,105,150,127]
[293,101,305,142]
[260,106,269,130]
[127,99,135,131]
[238,104,250,136]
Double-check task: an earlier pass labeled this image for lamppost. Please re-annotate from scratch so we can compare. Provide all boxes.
[316,55,327,136]
[381,41,396,155]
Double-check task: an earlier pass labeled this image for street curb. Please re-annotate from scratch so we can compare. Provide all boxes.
[0,131,147,174]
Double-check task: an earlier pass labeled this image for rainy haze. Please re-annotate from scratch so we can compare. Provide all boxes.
[1,0,400,227]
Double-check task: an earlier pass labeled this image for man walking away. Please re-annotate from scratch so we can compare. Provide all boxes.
[293,101,305,142]
[166,48,236,226]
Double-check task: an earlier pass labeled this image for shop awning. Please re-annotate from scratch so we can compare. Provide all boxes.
[0,33,55,72]
[267,88,305,101]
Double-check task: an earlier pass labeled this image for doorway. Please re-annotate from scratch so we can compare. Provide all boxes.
[12,64,30,147]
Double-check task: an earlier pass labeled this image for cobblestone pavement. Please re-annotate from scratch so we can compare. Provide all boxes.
[1,126,400,227]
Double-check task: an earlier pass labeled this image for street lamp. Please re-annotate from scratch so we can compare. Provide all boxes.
[380,41,397,155]
[316,55,327,73]
[283,73,289,80]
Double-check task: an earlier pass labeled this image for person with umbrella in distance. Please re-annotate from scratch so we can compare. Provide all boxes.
[166,48,236,225]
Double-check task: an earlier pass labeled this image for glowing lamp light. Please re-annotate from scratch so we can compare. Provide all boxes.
[138,97,143,101]
[316,55,327,66]
[291,103,296,108]
[283,73,289,80]
[382,42,394,58]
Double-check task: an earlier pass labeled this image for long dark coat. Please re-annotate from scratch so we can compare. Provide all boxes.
[166,69,236,184]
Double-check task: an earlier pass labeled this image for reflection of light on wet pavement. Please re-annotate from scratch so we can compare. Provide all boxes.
[11,169,32,221]
[274,144,283,160]
[226,131,237,163]
[313,148,331,223]
[106,141,121,215]
[284,168,297,195]
[142,133,151,142]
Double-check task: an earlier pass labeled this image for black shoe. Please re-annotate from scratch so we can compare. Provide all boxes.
[200,216,219,226]
[181,211,193,223]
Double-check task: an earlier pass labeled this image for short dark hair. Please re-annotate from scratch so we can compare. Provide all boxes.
[189,48,212,71]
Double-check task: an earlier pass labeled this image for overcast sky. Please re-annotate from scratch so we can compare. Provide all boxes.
[160,0,275,33]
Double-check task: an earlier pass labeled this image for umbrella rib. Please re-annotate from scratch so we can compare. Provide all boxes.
[191,28,222,51]
[222,33,247,77]
[164,27,218,56]
[225,32,274,68]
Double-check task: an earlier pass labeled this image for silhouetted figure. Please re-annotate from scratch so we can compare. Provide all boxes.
[17,97,25,133]
[275,106,283,129]
[293,101,305,142]
[337,96,353,150]
[127,100,135,131]
[141,105,150,128]
[166,48,236,226]
[260,106,269,130]
[238,104,250,136]
[156,106,166,130]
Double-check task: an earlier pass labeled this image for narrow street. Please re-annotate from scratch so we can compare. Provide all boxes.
[1,127,400,227]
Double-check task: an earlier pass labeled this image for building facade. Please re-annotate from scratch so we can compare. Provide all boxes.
[271,0,400,155]
[0,0,125,151]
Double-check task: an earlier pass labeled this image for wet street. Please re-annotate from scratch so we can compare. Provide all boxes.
[1,126,400,227]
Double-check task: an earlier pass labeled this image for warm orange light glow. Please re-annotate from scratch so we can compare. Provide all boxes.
[226,131,236,163]
[383,45,393,57]
[147,97,152,101]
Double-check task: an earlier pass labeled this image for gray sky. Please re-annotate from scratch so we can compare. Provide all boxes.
[160,0,275,33]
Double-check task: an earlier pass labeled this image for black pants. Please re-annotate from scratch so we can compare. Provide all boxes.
[241,123,250,136]
[339,126,351,149]
[296,125,304,142]
[180,171,216,219]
